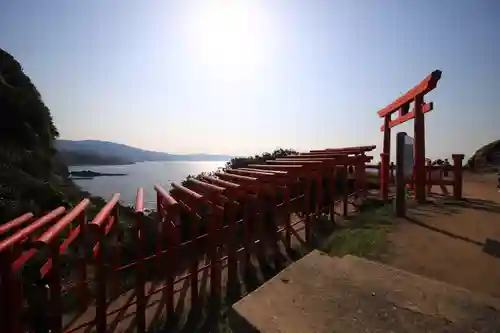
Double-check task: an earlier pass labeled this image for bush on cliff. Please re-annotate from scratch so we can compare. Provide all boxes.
[0,49,136,225]
[0,48,74,221]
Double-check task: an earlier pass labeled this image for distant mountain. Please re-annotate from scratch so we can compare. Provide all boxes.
[56,140,232,165]
[58,150,135,166]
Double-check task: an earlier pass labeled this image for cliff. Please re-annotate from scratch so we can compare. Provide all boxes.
[466,140,500,172]
[0,49,132,222]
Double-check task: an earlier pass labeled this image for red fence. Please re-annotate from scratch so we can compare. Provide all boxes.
[367,155,465,199]
[0,145,375,333]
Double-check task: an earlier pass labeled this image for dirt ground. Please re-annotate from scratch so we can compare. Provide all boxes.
[381,172,500,298]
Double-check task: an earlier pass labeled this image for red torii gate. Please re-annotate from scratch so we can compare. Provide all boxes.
[377,70,442,203]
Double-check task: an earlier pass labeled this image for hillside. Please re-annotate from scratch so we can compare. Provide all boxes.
[0,48,76,221]
[58,150,135,166]
[466,139,500,172]
[57,139,232,165]
[0,49,137,222]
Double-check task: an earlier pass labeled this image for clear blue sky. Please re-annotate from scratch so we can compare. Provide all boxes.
[1,0,499,160]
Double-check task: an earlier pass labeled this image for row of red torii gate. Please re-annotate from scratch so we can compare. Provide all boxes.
[0,69,466,333]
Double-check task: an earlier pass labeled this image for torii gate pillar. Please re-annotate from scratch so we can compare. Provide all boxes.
[377,70,442,203]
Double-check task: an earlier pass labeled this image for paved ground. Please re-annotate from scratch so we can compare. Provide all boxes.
[232,251,500,333]
[382,172,500,298]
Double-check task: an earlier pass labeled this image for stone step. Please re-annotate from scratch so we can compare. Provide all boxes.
[231,250,500,333]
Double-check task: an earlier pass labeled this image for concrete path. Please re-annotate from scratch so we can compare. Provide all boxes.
[232,251,500,333]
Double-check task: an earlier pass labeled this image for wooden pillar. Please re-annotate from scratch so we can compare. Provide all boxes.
[189,206,199,309]
[452,154,465,199]
[304,177,312,242]
[426,160,432,194]
[329,168,336,225]
[381,115,391,200]
[94,228,107,333]
[283,186,292,251]
[135,213,146,333]
[77,212,88,307]
[226,201,238,296]
[413,95,426,203]
[355,157,366,198]
[242,201,252,272]
[209,211,221,309]
[166,210,180,322]
[48,243,63,333]
[0,250,23,333]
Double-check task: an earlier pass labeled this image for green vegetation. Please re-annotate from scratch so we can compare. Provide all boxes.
[0,48,137,224]
[320,199,395,259]
[0,48,70,221]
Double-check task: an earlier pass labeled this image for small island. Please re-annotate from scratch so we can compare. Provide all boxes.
[70,170,127,179]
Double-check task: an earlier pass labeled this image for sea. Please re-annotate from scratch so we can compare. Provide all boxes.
[69,161,227,210]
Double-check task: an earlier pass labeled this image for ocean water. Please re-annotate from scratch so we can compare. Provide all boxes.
[69,161,227,210]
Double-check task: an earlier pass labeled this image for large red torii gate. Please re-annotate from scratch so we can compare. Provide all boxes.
[377,70,442,203]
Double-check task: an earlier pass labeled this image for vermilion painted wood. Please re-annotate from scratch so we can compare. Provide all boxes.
[309,145,376,154]
[186,179,229,206]
[0,144,384,333]
[452,154,465,199]
[154,185,180,322]
[88,194,120,230]
[227,168,276,176]
[266,159,325,166]
[246,164,305,176]
[215,171,257,183]
[0,213,34,238]
[226,169,289,188]
[0,207,64,333]
[202,175,257,201]
[155,185,178,206]
[216,172,275,195]
[135,188,147,333]
[36,199,90,246]
[200,176,246,291]
[379,102,434,131]
[155,184,181,244]
[87,194,120,333]
[277,155,373,164]
[36,200,90,280]
[170,183,206,309]
[32,200,89,333]
[376,71,442,202]
[377,70,442,117]
[0,206,66,253]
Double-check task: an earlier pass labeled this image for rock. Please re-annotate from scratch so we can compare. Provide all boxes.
[466,140,500,172]
[70,170,127,178]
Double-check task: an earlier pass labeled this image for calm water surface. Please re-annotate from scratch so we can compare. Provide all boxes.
[70,161,227,209]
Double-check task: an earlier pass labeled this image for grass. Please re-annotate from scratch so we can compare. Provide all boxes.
[320,199,396,259]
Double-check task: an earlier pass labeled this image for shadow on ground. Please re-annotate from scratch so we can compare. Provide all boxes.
[147,211,346,333]
[404,196,500,261]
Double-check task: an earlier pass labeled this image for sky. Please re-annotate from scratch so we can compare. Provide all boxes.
[1,0,499,160]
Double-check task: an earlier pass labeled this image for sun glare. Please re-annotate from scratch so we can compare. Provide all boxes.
[185,0,274,78]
